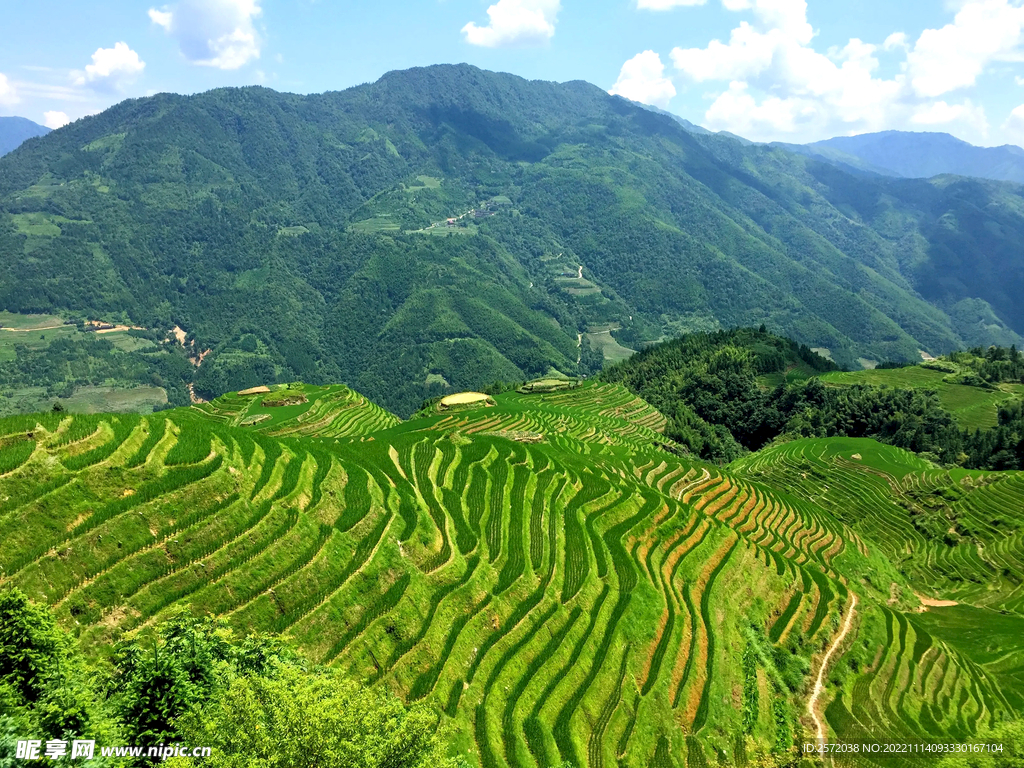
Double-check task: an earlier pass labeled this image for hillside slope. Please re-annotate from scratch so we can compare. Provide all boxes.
[2,66,1023,415]
[2,382,1023,765]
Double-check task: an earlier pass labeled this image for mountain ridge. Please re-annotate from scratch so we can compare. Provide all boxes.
[789,129,1024,183]
[1,64,1023,415]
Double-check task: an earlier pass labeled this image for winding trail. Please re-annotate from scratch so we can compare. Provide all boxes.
[808,591,858,744]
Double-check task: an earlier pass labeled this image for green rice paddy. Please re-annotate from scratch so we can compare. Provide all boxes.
[1,380,1021,766]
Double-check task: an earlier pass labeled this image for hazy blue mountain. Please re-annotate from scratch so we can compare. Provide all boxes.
[0,116,51,156]
[793,130,1024,183]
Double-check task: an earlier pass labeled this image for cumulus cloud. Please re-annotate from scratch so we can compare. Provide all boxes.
[1006,103,1024,135]
[149,0,262,69]
[637,0,706,9]
[43,111,70,129]
[666,0,1005,143]
[462,0,560,48]
[883,32,908,51]
[74,42,146,91]
[609,51,677,108]
[911,99,987,126]
[907,0,1024,97]
[0,73,17,105]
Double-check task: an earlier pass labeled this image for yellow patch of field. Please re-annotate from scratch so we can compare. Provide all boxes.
[440,392,490,406]
[238,386,272,396]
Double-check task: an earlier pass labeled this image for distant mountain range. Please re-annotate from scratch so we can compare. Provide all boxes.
[0,116,50,156]
[2,65,1024,415]
[645,104,1024,184]
[780,131,1024,184]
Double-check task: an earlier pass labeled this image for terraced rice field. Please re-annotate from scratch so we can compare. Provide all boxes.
[423,382,669,451]
[192,383,401,438]
[732,438,1024,758]
[1,387,1021,766]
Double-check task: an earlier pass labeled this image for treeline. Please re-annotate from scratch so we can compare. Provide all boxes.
[944,346,1024,386]
[0,589,455,767]
[604,329,1024,469]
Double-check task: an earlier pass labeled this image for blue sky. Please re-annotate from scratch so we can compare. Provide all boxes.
[2,0,1024,146]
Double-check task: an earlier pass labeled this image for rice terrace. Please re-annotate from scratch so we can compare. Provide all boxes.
[3,369,1023,766]
[4,24,1024,766]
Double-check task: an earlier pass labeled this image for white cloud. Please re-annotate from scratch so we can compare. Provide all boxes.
[911,99,986,126]
[74,42,146,91]
[0,73,17,105]
[883,32,908,51]
[637,0,706,9]
[149,8,173,29]
[1005,103,1024,135]
[907,0,1024,97]
[149,0,262,69]
[43,111,70,129]
[671,21,779,81]
[462,0,560,48]
[609,51,677,108]
[665,0,1004,143]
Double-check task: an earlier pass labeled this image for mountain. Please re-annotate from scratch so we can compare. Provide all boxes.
[0,115,50,156]
[789,130,1024,183]
[3,377,1023,764]
[2,64,1024,417]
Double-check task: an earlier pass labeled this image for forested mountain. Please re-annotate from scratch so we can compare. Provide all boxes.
[785,130,1024,184]
[2,64,1024,415]
[0,116,50,156]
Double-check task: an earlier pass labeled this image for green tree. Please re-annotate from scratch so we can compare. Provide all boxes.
[166,665,458,768]
[0,589,67,703]
[936,720,1024,768]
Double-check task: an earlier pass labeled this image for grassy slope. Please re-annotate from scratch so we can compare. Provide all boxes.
[0,384,1021,766]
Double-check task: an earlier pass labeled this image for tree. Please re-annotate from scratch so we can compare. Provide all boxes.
[165,665,459,768]
[0,589,67,703]
[111,612,236,749]
[936,719,1024,768]
[0,590,118,757]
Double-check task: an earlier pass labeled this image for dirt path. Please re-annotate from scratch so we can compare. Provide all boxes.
[808,592,858,743]
[1,324,65,332]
